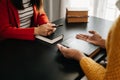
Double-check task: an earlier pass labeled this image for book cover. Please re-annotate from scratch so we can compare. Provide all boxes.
[35,34,64,44]
[66,7,88,17]
[61,37,100,57]
[67,17,88,23]
[66,7,88,23]
[35,26,64,44]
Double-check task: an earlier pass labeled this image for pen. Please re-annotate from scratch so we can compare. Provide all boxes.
[53,24,63,28]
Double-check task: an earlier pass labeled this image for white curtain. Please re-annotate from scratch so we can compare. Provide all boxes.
[60,0,90,18]
[60,0,107,19]
[44,0,118,21]
[43,0,53,21]
[60,0,70,18]
[44,0,70,21]
[93,0,107,19]
[60,0,119,21]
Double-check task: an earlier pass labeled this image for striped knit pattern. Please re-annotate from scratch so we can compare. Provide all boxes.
[18,0,33,28]
[80,16,120,80]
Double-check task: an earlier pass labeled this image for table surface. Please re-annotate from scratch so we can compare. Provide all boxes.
[0,16,113,80]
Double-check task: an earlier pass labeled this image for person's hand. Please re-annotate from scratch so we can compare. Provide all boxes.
[76,30,105,48]
[34,23,56,36]
[47,23,57,33]
[57,44,85,61]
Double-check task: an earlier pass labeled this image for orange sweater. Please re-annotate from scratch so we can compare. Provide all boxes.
[80,16,120,80]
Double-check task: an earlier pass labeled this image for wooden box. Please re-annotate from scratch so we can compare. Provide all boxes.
[66,7,88,23]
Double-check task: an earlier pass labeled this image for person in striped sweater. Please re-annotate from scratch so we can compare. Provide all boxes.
[57,0,120,80]
[0,0,56,40]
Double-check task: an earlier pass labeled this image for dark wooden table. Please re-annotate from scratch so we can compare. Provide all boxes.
[0,16,113,80]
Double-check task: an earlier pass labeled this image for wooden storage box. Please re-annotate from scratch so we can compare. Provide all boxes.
[66,7,88,23]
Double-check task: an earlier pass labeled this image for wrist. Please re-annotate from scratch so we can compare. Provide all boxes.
[76,52,86,61]
[99,39,105,49]
[34,27,39,35]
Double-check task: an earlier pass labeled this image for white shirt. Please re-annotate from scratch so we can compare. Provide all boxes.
[18,0,33,28]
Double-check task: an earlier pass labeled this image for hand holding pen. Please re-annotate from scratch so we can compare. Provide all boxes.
[52,24,63,28]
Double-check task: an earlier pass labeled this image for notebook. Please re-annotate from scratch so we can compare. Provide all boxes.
[35,34,63,44]
[35,24,64,44]
[61,37,100,57]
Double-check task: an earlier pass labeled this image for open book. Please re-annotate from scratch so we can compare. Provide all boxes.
[35,34,63,44]
[61,37,100,57]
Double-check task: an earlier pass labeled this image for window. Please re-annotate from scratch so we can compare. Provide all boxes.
[105,0,119,21]
[69,0,90,8]
[69,0,94,16]
[69,0,119,21]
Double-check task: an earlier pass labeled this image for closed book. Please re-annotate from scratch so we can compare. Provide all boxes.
[67,17,88,23]
[66,7,89,23]
[66,7,88,17]
[35,24,64,44]
[67,11,88,17]
[35,34,64,44]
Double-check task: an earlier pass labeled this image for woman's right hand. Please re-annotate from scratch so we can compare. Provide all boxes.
[34,23,56,36]
[57,44,85,61]
[76,30,105,48]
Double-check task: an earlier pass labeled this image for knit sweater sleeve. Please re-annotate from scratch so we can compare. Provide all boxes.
[80,57,106,80]
[103,16,120,80]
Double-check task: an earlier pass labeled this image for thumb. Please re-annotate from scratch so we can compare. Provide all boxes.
[48,27,54,31]
[89,30,97,34]
[57,44,68,52]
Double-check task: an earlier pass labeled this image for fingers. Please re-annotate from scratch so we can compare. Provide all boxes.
[36,23,56,36]
[47,28,56,35]
[47,23,55,26]
[47,23,56,28]
[45,23,56,36]
[57,44,63,51]
[57,44,85,61]
[53,28,56,32]
[47,23,56,31]
[76,34,89,41]
[89,30,97,34]
[51,23,56,27]
[47,27,55,31]
[47,30,53,35]
[57,44,68,54]
[76,33,96,44]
